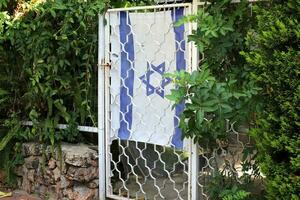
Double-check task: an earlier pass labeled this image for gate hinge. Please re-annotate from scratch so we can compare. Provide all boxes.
[99,62,111,69]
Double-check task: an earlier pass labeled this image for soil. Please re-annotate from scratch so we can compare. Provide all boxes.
[0,190,41,200]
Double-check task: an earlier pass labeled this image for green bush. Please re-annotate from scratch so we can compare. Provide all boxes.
[0,0,107,185]
[0,0,155,186]
[0,0,106,145]
[243,1,300,199]
[168,0,260,148]
[167,0,263,198]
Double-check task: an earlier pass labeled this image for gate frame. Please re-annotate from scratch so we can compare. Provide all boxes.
[98,1,200,199]
[98,14,106,200]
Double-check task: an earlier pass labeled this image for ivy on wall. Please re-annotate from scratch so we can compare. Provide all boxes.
[0,0,155,187]
[0,0,107,185]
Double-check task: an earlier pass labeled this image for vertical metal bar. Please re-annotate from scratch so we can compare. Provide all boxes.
[98,14,106,200]
[190,142,199,200]
[104,13,112,197]
[190,1,199,200]
[186,4,195,200]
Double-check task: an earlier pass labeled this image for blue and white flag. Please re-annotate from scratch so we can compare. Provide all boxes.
[109,8,188,149]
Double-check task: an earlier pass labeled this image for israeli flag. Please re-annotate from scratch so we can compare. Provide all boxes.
[109,8,188,149]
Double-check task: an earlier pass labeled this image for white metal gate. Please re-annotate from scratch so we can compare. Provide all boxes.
[97,1,257,200]
[98,3,199,200]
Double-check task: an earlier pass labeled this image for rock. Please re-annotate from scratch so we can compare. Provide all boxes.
[38,185,48,197]
[65,188,76,199]
[48,185,60,200]
[17,177,23,188]
[89,160,98,167]
[62,143,97,167]
[22,143,42,157]
[60,175,71,188]
[53,167,61,182]
[21,173,32,193]
[66,166,98,182]
[27,169,35,182]
[14,165,23,177]
[43,170,55,185]
[57,160,67,175]
[62,188,68,196]
[55,182,63,199]
[17,143,99,200]
[87,179,99,189]
[73,184,97,200]
[24,156,40,169]
[48,159,56,170]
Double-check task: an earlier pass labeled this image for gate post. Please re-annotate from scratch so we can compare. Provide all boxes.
[98,14,106,200]
[190,1,200,199]
[190,142,199,200]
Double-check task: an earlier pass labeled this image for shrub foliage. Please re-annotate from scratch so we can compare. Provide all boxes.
[167,0,262,199]
[0,1,299,198]
[243,1,300,199]
[0,0,153,186]
[0,0,107,185]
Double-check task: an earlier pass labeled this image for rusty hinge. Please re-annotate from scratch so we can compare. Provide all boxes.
[99,62,111,69]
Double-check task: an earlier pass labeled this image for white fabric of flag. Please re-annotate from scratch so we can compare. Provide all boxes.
[109,8,187,149]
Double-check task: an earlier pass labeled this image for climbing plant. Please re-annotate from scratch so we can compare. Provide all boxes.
[168,0,260,149]
[110,0,154,8]
[0,0,157,186]
[0,0,107,185]
[167,0,263,199]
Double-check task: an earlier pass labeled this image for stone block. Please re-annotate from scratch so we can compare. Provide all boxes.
[62,143,97,167]
[48,158,57,170]
[22,143,42,157]
[14,165,23,177]
[72,184,97,200]
[27,169,35,182]
[66,166,98,182]
[87,179,99,189]
[21,173,32,193]
[24,156,40,170]
[53,167,61,182]
[60,175,72,188]
[18,142,100,200]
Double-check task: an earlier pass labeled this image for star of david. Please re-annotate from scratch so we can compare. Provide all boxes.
[139,62,172,98]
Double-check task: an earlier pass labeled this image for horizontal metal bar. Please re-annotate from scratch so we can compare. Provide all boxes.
[23,121,98,133]
[230,0,261,3]
[195,0,261,5]
[107,3,192,12]
[108,0,261,12]
[106,194,135,200]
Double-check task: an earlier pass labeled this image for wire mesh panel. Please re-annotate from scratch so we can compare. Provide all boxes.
[104,3,193,200]
[198,121,263,200]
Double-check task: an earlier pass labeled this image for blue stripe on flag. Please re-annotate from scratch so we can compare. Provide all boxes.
[171,8,186,149]
[118,11,135,140]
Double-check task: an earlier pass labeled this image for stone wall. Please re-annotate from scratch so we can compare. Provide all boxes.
[16,143,99,200]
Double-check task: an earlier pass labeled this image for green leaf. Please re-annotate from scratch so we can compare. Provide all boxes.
[196,110,205,125]
[54,100,70,122]
[0,89,9,96]
[50,10,56,18]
